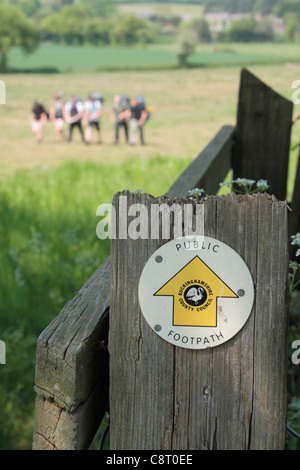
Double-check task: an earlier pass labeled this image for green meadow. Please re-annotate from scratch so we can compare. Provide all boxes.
[1,42,300,449]
[8,42,300,72]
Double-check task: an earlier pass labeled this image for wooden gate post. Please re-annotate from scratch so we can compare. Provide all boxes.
[109,190,289,450]
[233,68,293,202]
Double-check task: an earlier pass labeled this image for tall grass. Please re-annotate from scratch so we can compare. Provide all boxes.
[0,156,190,449]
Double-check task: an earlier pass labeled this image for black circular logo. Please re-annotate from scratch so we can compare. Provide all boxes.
[184,284,207,307]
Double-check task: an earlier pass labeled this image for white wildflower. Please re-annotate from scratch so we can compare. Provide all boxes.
[188,188,205,199]
[256,179,270,191]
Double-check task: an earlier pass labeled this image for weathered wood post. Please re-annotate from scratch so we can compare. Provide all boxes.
[233,68,293,201]
[109,190,289,450]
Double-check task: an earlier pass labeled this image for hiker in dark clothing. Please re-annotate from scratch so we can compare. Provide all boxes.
[50,92,65,142]
[30,100,48,142]
[111,95,129,144]
[65,95,85,143]
[126,97,148,145]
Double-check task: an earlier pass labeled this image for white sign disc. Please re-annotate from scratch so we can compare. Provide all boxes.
[138,236,254,349]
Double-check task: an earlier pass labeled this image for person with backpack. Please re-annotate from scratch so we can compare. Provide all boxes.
[50,92,65,142]
[83,95,102,144]
[126,96,148,146]
[111,94,130,144]
[30,100,48,143]
[64,95,85,143]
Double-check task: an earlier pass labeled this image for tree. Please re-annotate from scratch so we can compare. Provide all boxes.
[176,30,197,67]
[274,0,300,17]
[83,17,111,46]
[0,4,40,72]
[110,14,154,46]
[254,0,278,14]
[190,18,211,43]
[225,17,274,42]
[41,4,94,44]
[283,12,300,41]
[1,0,42,17]
[80,0,117,17]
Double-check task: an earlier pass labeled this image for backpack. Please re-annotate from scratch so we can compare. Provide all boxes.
[120,94,130,107]
[90,92,105,104]
[136,95,152,121]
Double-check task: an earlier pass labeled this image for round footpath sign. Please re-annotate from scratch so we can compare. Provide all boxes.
[138,236,254,350]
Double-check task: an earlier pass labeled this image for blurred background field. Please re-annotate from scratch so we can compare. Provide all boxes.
[8,42,300,72]
[1,0,300,450]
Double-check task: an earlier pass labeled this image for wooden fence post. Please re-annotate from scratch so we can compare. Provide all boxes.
[233,68,293,201]
[32,259,110,450]
[109,190,289,450]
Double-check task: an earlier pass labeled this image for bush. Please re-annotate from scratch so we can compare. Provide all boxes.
[224,17,274,42]
[176,30,198,67]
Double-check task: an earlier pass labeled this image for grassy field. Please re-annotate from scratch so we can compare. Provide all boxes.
[7,42,300,73]
[1,49,300,449]
[2,60,300,198]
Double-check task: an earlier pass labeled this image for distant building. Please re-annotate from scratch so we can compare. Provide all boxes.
[270,16,285,35]
[204,11,285,35]
[204,12,249,33]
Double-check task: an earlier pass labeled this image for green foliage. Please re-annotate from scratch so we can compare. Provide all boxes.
[224,16,274,42]
[254,0,278,14]
[287,233,300,449]
[110,14,157,46]
[42,5,156,46]
[183,18,211,43]
[0,0,41,16]
[0,3,40,71]
[286,398,300,450]
[289,233,300,294]
[274,0,300,16]
[80,0,117,17]
[283,12,300,41]
[41,4,95,44]
[176,29,198,67]
[219,178,270,193]
[0,328,36,449]
[82,17,112,46]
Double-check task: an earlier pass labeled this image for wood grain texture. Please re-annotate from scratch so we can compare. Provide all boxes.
[109,191,289,450]
[233,68,293,201]
[32,258,110,450]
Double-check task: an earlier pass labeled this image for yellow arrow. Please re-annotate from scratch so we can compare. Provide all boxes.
[154,256,238,327]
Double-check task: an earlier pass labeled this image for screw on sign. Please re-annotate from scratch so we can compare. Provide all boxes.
[138,236,254,350]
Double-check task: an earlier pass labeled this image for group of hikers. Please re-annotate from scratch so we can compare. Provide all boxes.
[30,92,151,145]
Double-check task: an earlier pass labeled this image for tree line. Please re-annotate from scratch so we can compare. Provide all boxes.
[0,0,300,72]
